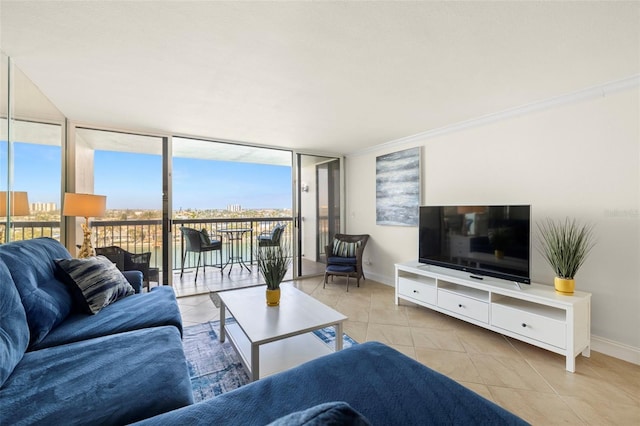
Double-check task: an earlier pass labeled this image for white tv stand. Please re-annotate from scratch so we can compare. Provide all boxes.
[395,261,591,372]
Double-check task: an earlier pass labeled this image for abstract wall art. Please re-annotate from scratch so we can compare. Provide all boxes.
[376,147,420,226]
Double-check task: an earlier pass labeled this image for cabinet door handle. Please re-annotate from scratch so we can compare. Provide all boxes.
[413,290,419,294]
[522,323,527,328]
[458,304,463,308]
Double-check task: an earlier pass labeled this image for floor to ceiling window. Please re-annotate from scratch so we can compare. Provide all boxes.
[0,53,344,293]
[73,127,164,286]
[0,53,65,243]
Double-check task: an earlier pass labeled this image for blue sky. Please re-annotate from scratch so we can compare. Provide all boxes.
[4,143,61,204]
[95,151,293,210]
[5,143,292,210]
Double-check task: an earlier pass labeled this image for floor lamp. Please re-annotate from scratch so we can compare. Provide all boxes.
[0,191,30,243]
[63,193,106,258]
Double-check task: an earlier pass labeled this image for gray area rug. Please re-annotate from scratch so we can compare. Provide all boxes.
[182,320,357,402]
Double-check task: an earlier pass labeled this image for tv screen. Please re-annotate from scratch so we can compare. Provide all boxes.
[419,205,531,284]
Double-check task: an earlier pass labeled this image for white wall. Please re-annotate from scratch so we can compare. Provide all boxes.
[345,85,640,359]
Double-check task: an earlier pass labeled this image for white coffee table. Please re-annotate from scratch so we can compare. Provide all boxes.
[218,284,348,381]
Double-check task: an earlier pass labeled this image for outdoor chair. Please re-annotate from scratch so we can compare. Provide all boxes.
[324,233,370,291]
[256,224,287,272]
[257,223,286,247]
[95,245,159,291]
[180,226,223,281]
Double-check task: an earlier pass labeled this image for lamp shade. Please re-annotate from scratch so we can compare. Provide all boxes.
[0,191,30,216]
[63,193,106,218]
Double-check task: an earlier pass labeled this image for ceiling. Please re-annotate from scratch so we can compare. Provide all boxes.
[1,1,638,155]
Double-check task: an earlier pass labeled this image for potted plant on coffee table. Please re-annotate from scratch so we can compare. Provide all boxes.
[257,244,291,306]
[536,217,595,294]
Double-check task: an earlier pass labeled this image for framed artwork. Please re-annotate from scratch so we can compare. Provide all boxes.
[376,147,421,226]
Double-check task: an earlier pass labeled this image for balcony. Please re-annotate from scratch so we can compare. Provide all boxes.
[2,216,327,297]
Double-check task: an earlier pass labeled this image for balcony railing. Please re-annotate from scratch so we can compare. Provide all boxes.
[2,217,294,273]
[2,221,61,242]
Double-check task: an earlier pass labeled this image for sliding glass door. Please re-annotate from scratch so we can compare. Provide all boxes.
[171,137,292,292]
[294,154,342,278]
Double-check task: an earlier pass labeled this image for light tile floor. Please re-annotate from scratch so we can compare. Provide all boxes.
[177,277,640,425]
[171,260,325,297]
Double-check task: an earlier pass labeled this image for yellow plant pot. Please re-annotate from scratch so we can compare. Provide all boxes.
[554,277,575,294]
[266,288,281,306]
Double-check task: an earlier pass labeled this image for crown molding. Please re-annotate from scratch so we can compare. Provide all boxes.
[349,74,640,157]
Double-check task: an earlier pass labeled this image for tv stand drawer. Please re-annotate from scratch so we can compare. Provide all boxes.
[398,277,436,306]
[491,303,566,349]
[437,289,489,324]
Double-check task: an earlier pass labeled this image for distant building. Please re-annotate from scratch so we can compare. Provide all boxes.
[31,202,57,212]
[227,204,242,212]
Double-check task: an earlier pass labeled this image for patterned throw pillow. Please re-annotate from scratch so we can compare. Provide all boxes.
[55,256,135,315]
[332,239,362,258]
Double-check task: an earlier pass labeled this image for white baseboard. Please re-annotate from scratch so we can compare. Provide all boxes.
[591,335,640,366]
[365,271,640,366]
[365,271,394,287]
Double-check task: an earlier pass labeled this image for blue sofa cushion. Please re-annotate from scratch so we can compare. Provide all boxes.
[55,255,135,314]
[122,270,144,294]
[326,264,355,274]
[0,238,73,346]
[327,256,357,266]
[267,402,371,426]
[29,286,183,351]
[133,342,527,426]
[0,262,30,388]
[0,326,194,425]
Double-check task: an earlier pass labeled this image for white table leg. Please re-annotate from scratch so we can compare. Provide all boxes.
[251,344,260,381]
[335,322,343,351]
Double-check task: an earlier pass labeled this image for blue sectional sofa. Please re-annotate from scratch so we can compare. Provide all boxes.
[1,238,526,425]
[0,238,193,425]
[135,341,527,425]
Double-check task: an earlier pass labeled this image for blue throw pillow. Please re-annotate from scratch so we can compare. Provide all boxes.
[56,256,135,314]
[0,261,30,387]
[268,402,372,426]
[0,238,73,346]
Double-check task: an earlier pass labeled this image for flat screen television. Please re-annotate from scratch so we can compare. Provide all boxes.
[419,205,531,284]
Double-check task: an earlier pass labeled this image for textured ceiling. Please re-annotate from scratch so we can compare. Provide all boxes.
[1,1,638,155]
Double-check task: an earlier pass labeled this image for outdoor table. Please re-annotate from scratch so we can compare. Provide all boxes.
[219,227,253,274]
